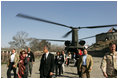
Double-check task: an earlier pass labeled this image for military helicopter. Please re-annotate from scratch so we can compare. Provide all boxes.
[16,13,117,53]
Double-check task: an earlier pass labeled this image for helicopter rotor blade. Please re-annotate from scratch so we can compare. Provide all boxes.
[27,38,68,42]
[16,13,73,29]
[79,27,117,40]
[78,24,117,29]
[37,38,68,42]
[63,30,72,38]
[79,35,95,40]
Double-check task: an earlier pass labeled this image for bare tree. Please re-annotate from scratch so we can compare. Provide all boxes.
[9,31,28,49]
[29,38,40,52]
[28,38,51,52]
[39,40,51,50]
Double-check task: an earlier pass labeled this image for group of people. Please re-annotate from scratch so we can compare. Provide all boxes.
[7,48,35,78]
[74,42,117,78]
[6,42,117,78]
[39,45,92,78]
[39,42,117,78]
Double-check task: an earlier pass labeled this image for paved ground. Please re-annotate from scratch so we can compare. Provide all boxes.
[1,57,105,78]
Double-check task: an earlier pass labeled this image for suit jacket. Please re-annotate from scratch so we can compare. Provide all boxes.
[39,53,54,78]
[55,55,64,65]
[77,54,93,72]
[28,51,35,62]
[7,53,19,68]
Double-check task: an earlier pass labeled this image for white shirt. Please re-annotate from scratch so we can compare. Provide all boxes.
[46,52,49,59]
[10,53,16,62]
[67,54,71,59]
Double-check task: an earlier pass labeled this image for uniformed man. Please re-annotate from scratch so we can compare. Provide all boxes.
[101,42,117,78]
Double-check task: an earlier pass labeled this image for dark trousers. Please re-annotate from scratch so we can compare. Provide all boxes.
[67,58,70,66]
[56,64,62,76]
[24,68,28,78]
[40,75,51,78]
[40,73,51,78]
[28,62,33,75]
[81,65,90,78]
[78,70,82,78]
[7,62,17,78]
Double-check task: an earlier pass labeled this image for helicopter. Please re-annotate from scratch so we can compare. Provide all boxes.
[16,13,117,53]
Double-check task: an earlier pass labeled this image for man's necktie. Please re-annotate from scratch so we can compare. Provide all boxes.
[44,54,46,61]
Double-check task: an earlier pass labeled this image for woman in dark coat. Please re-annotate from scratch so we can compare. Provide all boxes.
[55,52,64,76]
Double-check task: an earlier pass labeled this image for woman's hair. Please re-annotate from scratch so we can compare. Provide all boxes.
[20,50,27,55]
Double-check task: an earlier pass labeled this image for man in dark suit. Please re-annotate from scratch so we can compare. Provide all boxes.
[39,45,54,78]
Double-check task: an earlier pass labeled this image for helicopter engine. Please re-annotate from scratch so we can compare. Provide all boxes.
[65,41,71,46]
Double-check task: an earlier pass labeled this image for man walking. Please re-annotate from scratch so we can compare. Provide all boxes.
[7,49,19,78]
[101,42,117,78]
[77,48,93,78]
[39,45,54,78]
[27,47,35,77]
[61,51,65,74]
[55,52,64,76]
[76,49,83,77]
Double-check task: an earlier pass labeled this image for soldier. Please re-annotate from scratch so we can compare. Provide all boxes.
[101,42,117,78]
[77,48,93,78]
